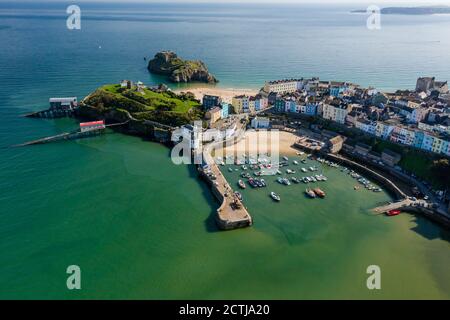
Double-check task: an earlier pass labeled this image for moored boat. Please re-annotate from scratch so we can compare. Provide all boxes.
[305,188,316,198]
[270,192,281,202]
[260,179,267,187]
[313,188,326,198]
[238,180,246,189]
[386,210,401,216]
[248,178,258,188]
[234,191,243,201]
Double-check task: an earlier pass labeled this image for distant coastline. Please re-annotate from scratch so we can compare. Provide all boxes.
[352,6,450,15]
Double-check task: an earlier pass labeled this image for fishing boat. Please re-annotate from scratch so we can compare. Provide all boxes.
[260,179,267,187]
[293,160,299,165]
[234,191,243,201]
[248,178,258,188]
[238,180,246,189]
[386,210,401,216]
[270,192,281,202]
[305,188,316,198]
[313,188,326,198]
[291,177,299,184]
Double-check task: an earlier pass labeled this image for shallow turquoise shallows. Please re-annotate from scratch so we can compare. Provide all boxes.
[0,2,449,299]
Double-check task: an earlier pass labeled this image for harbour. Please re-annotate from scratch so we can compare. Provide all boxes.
[1,1,450,299]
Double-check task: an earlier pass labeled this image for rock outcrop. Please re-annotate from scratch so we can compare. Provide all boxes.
[147,51,218,84]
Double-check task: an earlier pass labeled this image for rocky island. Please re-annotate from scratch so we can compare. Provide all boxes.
[147,51,218,84]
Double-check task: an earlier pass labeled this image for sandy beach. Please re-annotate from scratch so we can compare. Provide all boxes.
[214,130,300,159]
[174,86,259,104]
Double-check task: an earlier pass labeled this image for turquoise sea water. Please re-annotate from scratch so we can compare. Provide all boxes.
[0,2,449,299]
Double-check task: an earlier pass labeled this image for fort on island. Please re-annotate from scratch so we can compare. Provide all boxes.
[20,74,450,231]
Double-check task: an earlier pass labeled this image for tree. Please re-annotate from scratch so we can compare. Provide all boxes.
[431,158,450,189]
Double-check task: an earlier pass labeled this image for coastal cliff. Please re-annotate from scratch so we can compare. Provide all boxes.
[147,51,218,84]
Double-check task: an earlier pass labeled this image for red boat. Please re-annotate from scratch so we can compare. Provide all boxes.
[386,210,401,216]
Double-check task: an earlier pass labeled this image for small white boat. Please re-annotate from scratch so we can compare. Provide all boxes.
[305,188,316,198]
[270,192,281,202]
[301,168,307,173]
[283,156,289,161]
[293,160,299,165]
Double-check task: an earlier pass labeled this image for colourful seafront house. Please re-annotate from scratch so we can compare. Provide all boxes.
[264,79,302,94]
[205,106,222,125]
[254,94,268,111]
[329,86,340,97]
[232,95,250,113]
[275,97,287,112]
[220,102,230,118]
[202,95,222,110]
[251,116,270,129]
[413,130,425,148]
[305,103,318,116]
[322,103,351,124]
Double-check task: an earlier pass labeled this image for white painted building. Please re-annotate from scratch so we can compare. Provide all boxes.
[263,79,302,94]
[251,117,270,129]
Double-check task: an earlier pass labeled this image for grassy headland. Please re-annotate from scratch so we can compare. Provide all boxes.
[82,84,203,127]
